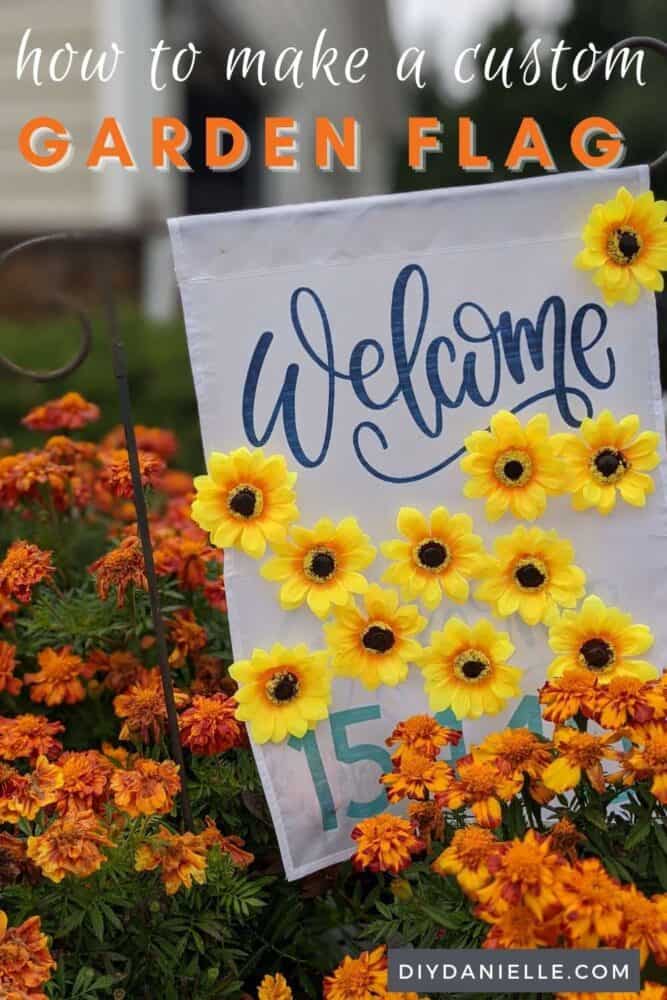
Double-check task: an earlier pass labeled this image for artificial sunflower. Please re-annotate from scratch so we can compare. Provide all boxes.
[229,643,331,743]
[547,594,657,684]
[474,525,586,625]
[261,517,376,619]
[191,447,298,559]
[380,506,484,610]
[554,410,660,514]
[575,185,667,306]
[418,617,522,719]
[323,584,425,690]
[461,411,564,521]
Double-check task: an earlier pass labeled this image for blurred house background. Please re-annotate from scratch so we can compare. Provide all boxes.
[1,0,666,461]
[0,0,402,320]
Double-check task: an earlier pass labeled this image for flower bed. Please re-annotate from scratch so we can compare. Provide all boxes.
[0,392,666,1000]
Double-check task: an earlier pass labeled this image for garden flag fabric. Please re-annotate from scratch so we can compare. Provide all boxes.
[169,164,667,880]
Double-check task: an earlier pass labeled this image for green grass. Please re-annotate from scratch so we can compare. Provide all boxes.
[0,307,204,472]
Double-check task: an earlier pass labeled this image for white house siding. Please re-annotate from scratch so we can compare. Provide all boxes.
[0,0,182,233]
[206,0,405,205]
[0,0,99,229]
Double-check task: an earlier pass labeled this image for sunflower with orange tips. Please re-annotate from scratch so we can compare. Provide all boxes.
[261,516,375,618]
[575,185,667,306]
[461,410,565,521]
[230,643,331,743]
[474,524,586,625]
[418,617,522,719]
[555,410,660,514]
[547,595,657,684]
[324,584,425,690]
[191,447,299,559]
[380,505,484,610]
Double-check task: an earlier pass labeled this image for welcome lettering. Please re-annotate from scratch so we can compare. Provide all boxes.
[242,263,615,483]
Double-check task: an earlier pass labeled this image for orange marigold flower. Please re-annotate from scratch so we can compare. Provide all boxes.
[87,649,143,693]
[199,817,254,867]
[323,946,388,1000]
[154,535,213,590]
[591,675,666,730]
[135,826,208,894]
[24,646,92,706]
[481,901,562,949]
[0,756,63,823]
[350,814,425,874]
[558,857,624,947]
[101,448,166,498]
[203,575,227,612]
[438,757,522,828]
[381,749,457,803]
[612,886,667,967]
[476,830,565,921]
[161,470,195,497]
[0,909,55,995]
[167,608,207,668]
[178,693,244,755]
[0,642,21,696]
[102,425,178,461]
[385,714,461,764]
[0,542,55,604]
[110,758,180,817]
[617,722,667,803]
[538,668,598,724]
[113,668,189,743]
[549,817,583,861]
[22,391,99,431]
[0,450,70,511]
[89,537,147,607]
[0,594,18,629]
[431,825,498,895]
[557,986,667,1000]
[0,832,31,887]
[408,800,444,849]
[43,435,96,466]
[542,727,619,794]
[26,808,113,883]
[258,972,293,1000]
[0,715,64,762]
[55,751,112,815]
[472,727,552,781]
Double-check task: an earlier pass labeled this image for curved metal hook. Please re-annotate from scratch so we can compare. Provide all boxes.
[588,36,667,180]
[0,233,93,382]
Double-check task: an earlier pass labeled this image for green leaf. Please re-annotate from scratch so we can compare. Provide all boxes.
[625,820,652,850]
[418,902,466,930]
[654,821,667,854]
[88,905,104,942]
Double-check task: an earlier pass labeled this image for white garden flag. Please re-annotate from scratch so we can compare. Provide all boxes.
[169,165,667,880]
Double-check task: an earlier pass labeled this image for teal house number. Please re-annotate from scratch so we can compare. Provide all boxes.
[288,695,542,832]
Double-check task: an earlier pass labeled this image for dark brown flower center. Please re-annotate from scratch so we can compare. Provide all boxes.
[228,484,262,519]
[617,228,641,262]
[417,540,448,569]
[579,638,614,672]
[594,448,627,479]
[266,671,300,703]
[504,460,524,481]
[461,659,487,679]
[305,548,336,581]
[515,562,546,589]
[494,448,533,487]
[362,624,395,654]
